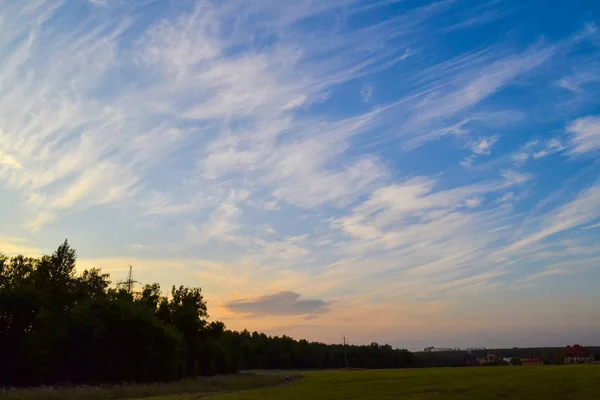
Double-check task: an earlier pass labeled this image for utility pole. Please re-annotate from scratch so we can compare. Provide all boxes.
[343,334,348,369]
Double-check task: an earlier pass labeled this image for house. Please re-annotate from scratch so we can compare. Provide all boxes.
[521,355,542,366]
[564,344,592,364]
[460,353,480,367]
[479,351,504,366]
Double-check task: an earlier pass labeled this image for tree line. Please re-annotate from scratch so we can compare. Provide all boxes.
[223,332,415,370]
[0,241,414,387]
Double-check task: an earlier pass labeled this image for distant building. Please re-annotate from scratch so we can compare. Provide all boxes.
[479,351,504,366]
[460,353,480,367]
[521,355,542,366]
[564,345,592,364]
[424,347,456,352]
[423,346,485,353]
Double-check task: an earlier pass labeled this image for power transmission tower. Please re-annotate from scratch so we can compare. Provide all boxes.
[118,265,139,294]
[343,334,348,369]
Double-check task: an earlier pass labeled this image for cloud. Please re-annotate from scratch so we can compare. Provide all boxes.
[507,138,565,168]
[520,268,571,284]
[360,84,373,103]
[497,192,515,203]
[200,111,389,209]
[558,62,600,93]
[470,136,498,155]
[532,138,566,159]
[566,116,600,154]
[500,170,532,186]
[0,236,42,256]
[460,155,475,169]
[0,3,145,230]
[318,173,531,303]
[460,135,498,168]
[511,152,530,167]
[400,44,555,149]
[186,189,249,243]
[0,150,23,169]
[465,197,483,208]
[502,182,600,254]
[443,10,511,32]
[581,221,600,230]
[225,291,330,316]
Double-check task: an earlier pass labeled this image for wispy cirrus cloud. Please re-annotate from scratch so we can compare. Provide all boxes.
[501,182,600,255]
[558,62,600,93]
[566,115,600,155]
[582,221,600,230]
[399,44,555,150]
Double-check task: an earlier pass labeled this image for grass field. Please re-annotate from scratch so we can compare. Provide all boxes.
[211,365,600,400]
[0,373,298,400]
[3,366,598,400]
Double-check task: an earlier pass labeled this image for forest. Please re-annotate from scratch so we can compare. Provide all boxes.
[0,240,414,387]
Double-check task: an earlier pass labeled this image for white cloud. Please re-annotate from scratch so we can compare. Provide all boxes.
[581,221,600,230]
[187,189,250,243]
[532,138,565,159]
[566,116,600,154]
[470,136,498,155]
[508,138,566,168]
[332,173,526,254]
[520,267,571,284]
[465,197,483,208]
[401,44,554,148]
[558,63,600,93]
[503,182,600,254]
[360,84,373,103]
[0,150,23,169]
[1,0,412,230]
[459,155,474,169]
[511,152,529,166]
[460,136,498,168]
[500,170,532,186]
[200,110,389,209]
[497,192,514,203]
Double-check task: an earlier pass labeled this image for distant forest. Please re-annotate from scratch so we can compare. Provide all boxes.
[0,241,414,387]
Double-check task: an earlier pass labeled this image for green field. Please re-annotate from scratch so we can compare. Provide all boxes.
[0,373,294,400]
[3,366,598,400]
[210,366,599,400]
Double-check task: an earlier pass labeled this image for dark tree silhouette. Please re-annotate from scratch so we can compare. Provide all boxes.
[0,241,414,387]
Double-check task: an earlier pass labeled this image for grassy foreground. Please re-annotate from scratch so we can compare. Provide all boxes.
[0,373,298,400]
[211,365,600,400]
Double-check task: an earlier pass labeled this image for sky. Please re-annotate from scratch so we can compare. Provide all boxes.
[1,0,600,351]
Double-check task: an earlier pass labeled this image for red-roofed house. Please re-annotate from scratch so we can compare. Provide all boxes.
[564,345,592,364]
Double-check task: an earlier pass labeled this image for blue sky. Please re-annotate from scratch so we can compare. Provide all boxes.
[1,0,600,350]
